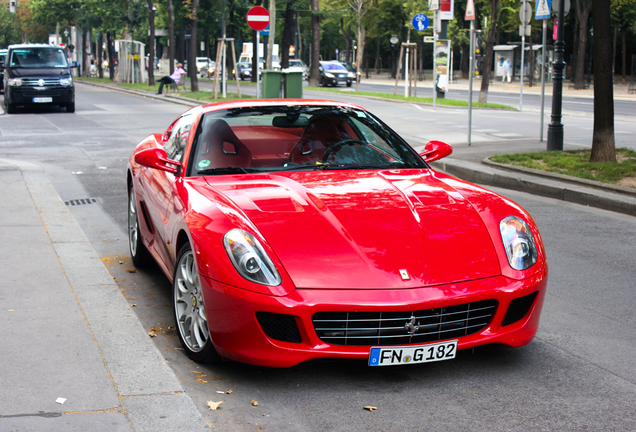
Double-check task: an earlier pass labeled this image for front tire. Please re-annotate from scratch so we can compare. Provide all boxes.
[173,244,221,363]
[128,183,151,267]
[5,102,16,114]
[66,102,75,113]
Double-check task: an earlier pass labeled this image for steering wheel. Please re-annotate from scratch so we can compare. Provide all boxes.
[322,139,368,163]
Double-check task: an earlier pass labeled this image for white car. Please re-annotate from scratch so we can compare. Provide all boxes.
[196,57,215,77]
[284,59,308,80]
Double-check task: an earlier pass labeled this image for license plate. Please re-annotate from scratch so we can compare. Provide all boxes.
[368,340,458,366]
[33,97,53,103]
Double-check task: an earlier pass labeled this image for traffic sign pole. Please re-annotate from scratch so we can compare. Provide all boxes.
[256,31,260,98]
[468,19,474,146]
[540,19,547,141]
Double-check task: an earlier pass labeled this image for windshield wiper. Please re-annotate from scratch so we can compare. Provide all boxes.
[321,163,388,170]
[197,166,251,175]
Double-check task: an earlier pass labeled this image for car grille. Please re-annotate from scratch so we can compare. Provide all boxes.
[21,78,63,86]
[313,300,498,346]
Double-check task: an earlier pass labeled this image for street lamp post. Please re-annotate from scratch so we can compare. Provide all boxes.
[547,0,565,151]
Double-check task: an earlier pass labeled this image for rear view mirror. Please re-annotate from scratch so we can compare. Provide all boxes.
[273,115,308,128]
[419,140,452,163]
[134,147,181,174]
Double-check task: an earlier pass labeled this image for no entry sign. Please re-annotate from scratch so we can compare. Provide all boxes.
[247,6,270,31]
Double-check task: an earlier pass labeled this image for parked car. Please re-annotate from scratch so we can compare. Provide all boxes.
[341,61,361,82]
[196,57,215,77]
[317,61,354,87]
[284,59,308,80]
[4,44,77,113]
[127,99,548,367]
[0,48,7,92]
[233,61,252,80]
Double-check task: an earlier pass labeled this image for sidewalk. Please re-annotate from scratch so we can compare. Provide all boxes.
[0,159,209,431]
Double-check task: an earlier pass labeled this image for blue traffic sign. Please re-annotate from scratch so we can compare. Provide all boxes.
[412,14,429,32]
[535,0,551,20]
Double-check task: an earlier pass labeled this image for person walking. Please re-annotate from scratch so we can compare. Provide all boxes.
[157,63,186,94]
[503,58,512,83]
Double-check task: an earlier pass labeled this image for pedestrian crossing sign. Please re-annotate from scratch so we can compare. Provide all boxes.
[535,0,551,19]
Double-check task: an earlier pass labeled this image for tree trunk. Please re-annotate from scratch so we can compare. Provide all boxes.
[573,0,592,89]
[168,0,175,75]
[621,30,626,84]
[590,0,615,162]
[146,0,156,86]
[107,31,115,81]
[97,34,104,78]
[281,1,295,69]
[308,0,320,87]
[478,0,499,103]
[189,0,200,92]
[355,26,365,91]
[374,36,381,73]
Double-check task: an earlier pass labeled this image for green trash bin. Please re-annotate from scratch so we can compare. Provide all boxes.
[261,70,283,98]
[283,71,303,98]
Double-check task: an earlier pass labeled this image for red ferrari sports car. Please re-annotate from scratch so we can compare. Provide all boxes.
[127,99,548,367]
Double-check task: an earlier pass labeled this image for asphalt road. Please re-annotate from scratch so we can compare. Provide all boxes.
[1,84,635,431]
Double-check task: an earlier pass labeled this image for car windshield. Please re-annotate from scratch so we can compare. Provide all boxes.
[190,106,427,176]
[10,48,68,68]
[322,63,347,71]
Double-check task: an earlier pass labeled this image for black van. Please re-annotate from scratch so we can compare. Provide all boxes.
[4,44,77,114]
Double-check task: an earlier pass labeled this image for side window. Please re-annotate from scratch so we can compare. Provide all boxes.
[164,114,194,162]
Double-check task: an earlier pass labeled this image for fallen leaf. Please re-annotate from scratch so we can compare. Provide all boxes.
[197,378,208,384]
[226,389,233,394]
[119,261,124,264]
[207,401,224,410]
[363,406,378,412]
[7,309,13,312]
[131,304,137,307]
[191,371,203,374]
[148,331,157,338]
[126,269,137,273]
[251,400,259,406]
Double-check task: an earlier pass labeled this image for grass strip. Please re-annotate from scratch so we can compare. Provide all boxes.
[305,86,514,110]
[490,148,636,185]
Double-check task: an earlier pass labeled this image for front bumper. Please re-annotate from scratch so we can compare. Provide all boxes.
[6,86,74,106]
[200,267,548,367]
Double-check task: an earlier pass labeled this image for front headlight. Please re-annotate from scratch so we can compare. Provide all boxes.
[8,78,22,86]
[325,73,335,78]
[223,229,282,286]
[348,72,355,78]
[60,77,72,86]
[499,216,538,270]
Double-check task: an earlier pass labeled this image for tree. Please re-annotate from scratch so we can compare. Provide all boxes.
[572,0,592,89]
[478,0,500,103]
[610,0,636,84]
[185,0,201,91]
[147,0,157,86]
[590,0,616,162]
[309,0,320,86]
[346,0,371,91]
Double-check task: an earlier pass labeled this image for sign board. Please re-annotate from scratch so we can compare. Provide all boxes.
[519,2,532,24]
[551,0,570,16]
[428,0,439,11]
[260,24,270,36]
[535,0,551,19]
[465,0,475,20]
[519,24,531,36]
[435,40,451,92]
[412,14,429,31]
[246,6,270,31]
[440,0,454,20]
[424,36,435,43]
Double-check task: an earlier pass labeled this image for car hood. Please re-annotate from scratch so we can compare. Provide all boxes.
[204,169,501,289]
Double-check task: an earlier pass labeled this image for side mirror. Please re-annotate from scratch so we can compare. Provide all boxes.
[71,61,80,68]
[419,140,452,163]
[134,147,181,174]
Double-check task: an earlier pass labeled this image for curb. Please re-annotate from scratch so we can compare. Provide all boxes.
[432,158,636,217]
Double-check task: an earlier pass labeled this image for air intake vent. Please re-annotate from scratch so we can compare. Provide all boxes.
[313,300,498,347]
[256,311,302,343]
[65,198,97,206]
[502,291,538,327]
